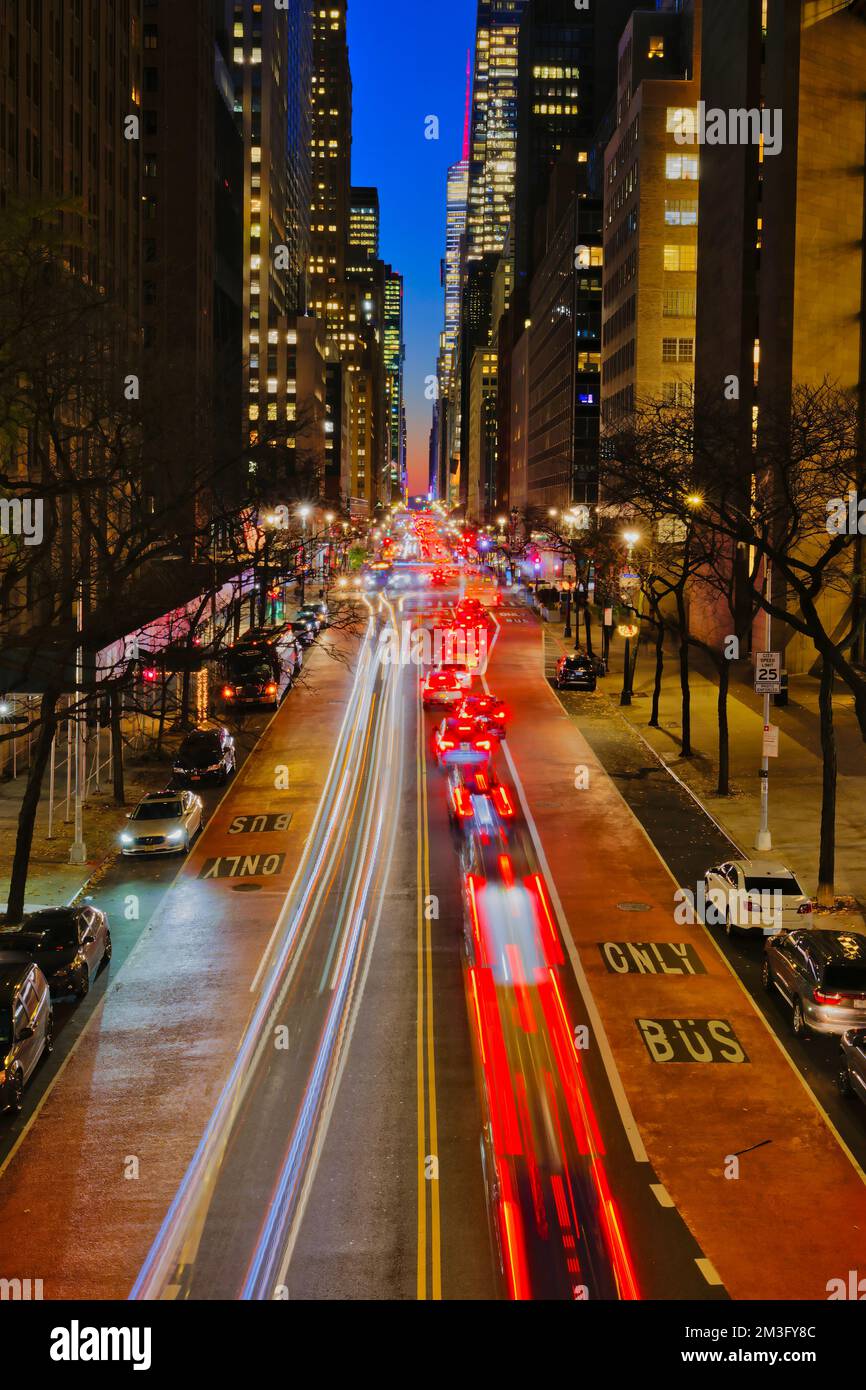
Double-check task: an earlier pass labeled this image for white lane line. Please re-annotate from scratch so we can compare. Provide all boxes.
[482,668,649,1166]
[650,1183,675,1208]
[696,1258,724,1286]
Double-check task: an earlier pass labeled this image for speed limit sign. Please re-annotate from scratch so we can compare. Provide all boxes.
[755,652,782,695]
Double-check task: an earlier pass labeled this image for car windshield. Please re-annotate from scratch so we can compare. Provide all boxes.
[744,875,802,895]
[180,735,218,756]
[25,911,78,945]
[133,800,182,821]
[824,965,866,993]
[229,655,270,678]
[0,1006,11,1047]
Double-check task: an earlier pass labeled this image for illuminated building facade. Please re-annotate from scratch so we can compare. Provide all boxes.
[601,5,702,430]
[310,0,351,347]
[384,270,406,499]
[466,0,529,262]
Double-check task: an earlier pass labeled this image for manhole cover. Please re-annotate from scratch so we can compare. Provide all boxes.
[617,902,652,912]
[232,883,263,893]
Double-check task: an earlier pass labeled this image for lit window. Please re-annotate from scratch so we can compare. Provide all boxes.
[648,37,664,60]
[665,155,699,180]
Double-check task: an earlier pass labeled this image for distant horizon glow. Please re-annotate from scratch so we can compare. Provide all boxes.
[347,0,476,496]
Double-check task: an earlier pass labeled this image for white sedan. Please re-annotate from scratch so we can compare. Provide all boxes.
[120,790,204,856]
[703,858,813,936]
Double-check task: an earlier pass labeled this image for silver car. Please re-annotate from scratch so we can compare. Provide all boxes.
[121,790,204,856]
[763,929,866,1037]
[0,958,53,1113]
[838,1029,866,1106]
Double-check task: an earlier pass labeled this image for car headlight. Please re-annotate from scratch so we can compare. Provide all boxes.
[167,829,184,843]
[120,832,133,845]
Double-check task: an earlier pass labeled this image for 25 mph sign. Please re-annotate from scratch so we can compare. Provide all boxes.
[755,652,782,695]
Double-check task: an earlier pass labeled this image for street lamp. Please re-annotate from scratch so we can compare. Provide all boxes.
[619,621,640,707]
[297,505,312,604]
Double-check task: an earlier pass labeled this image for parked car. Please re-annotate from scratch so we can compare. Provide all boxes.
[0,903,111,999]
[120,790,204,856]
[554,655,597,692]
[763,929,866,1037]
[837,1028,866,1105]
[291,611,318,646]
[704,858,813,936]
[221,647,283,710]
[303,599,330,628]
[0,958,53,1113]
[173,728,236,786]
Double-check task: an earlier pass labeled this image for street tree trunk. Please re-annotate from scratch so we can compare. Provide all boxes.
[676,588,692,757]
[110,686,125,805]
[583,604,594,656]
[818,660,837,906]
[6,688,61,923]
[716,657,731,796]
[650,617,664,729]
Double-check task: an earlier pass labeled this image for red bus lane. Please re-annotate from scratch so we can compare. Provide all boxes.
[486,614,866,1301]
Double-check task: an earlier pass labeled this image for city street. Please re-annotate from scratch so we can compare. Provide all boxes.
[3,543,865,1305]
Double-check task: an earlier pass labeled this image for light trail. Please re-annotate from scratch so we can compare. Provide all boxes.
[130,604,405,1300]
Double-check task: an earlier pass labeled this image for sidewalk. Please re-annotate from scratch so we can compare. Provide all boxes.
[0,720,208,912]
[543,607,866,919]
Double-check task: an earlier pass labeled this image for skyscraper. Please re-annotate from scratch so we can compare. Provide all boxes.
[310,0,352,347]
[286,0,314,316]
[466,0,529,262]
[349,186,380,270]
[384,269,405,498]
[232,0,294,469]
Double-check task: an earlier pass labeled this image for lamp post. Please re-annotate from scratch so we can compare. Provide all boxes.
[69,584,87,865]
[619,529,642,701]
[619,621,639,707]
[298,505,311,605]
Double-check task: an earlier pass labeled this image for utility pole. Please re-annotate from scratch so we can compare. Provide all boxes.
[69,584,87,866]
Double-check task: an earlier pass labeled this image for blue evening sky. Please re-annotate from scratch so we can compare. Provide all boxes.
[347,0,476,494]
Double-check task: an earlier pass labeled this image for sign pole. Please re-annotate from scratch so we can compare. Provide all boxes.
[755,565,773,852]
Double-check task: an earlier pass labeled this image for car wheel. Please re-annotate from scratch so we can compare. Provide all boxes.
[44,1011,54,1054]
[792,997,808,1039]
[761,957,773,992]
[76,964,90,1000]
[103,931,112,966]
[10,1070,24,1114]
[838,1053,854,1097]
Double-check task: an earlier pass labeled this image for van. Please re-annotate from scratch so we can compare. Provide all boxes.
[0,958,53,1113]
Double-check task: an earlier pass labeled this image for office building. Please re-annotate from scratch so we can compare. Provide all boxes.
[601,4,702,431]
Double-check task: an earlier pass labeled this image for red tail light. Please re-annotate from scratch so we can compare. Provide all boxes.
[498,854,515,889]
[222,686,235,699]
[438,738,455,751]
[265,683,278,696]
[475,739,492,751]
[798,902,813,915]
[453,786,473,819]
[492,786,515,818]
[814,989,842,1006]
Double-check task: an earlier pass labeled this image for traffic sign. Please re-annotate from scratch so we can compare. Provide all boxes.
[755,652,782,695]
[762,724,780,758]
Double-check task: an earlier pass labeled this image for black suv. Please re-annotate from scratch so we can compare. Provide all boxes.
[0,904,112,998]
[555,654,598,692]
[173,728,236,786]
